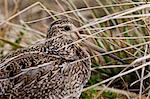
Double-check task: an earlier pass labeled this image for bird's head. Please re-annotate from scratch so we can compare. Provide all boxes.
[47,19,79,41]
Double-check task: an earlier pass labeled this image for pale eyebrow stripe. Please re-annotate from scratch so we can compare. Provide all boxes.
[52,23,72,27]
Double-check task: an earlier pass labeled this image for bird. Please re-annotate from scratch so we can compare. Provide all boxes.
[0,19,91,99]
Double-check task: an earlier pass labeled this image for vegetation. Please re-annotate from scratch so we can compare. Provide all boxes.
[0,0,150,98]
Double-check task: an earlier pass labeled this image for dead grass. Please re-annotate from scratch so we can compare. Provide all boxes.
[0,0,150,98]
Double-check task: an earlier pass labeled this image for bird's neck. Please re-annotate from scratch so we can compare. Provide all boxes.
[45,36,74,50]
[44,36,79,61]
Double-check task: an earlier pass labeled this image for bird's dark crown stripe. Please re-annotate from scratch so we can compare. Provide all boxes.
[50,19,71,28]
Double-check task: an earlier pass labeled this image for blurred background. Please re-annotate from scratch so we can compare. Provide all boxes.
[0,0,150,98]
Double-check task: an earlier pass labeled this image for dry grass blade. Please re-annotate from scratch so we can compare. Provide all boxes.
[24,2,150,24]
[0,2,41,25]
[91,65,128,70]
[130,72,150,87]
[0,37,23,48]
[83,55,150,92]
[94,85,137,98]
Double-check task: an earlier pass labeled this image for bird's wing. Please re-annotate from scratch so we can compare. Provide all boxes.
[0,51,63,96]
[0,47,30,63]
[0,41,45,63]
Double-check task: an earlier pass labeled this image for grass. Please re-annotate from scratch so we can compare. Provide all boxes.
[0,0,150,98]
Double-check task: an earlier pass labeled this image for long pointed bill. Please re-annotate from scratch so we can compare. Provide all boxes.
[74,30,127,64]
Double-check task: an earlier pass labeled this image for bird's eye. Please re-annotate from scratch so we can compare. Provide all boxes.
[64,26,71,31]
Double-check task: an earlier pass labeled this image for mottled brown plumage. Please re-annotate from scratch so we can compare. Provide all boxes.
[0,19,91,99]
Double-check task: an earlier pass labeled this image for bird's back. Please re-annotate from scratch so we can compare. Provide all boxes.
[0,44,91,99]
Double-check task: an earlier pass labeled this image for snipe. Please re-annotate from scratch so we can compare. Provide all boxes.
[0,19,91,99]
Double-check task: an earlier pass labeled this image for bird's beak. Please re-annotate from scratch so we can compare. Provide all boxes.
[74,30,126,64]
